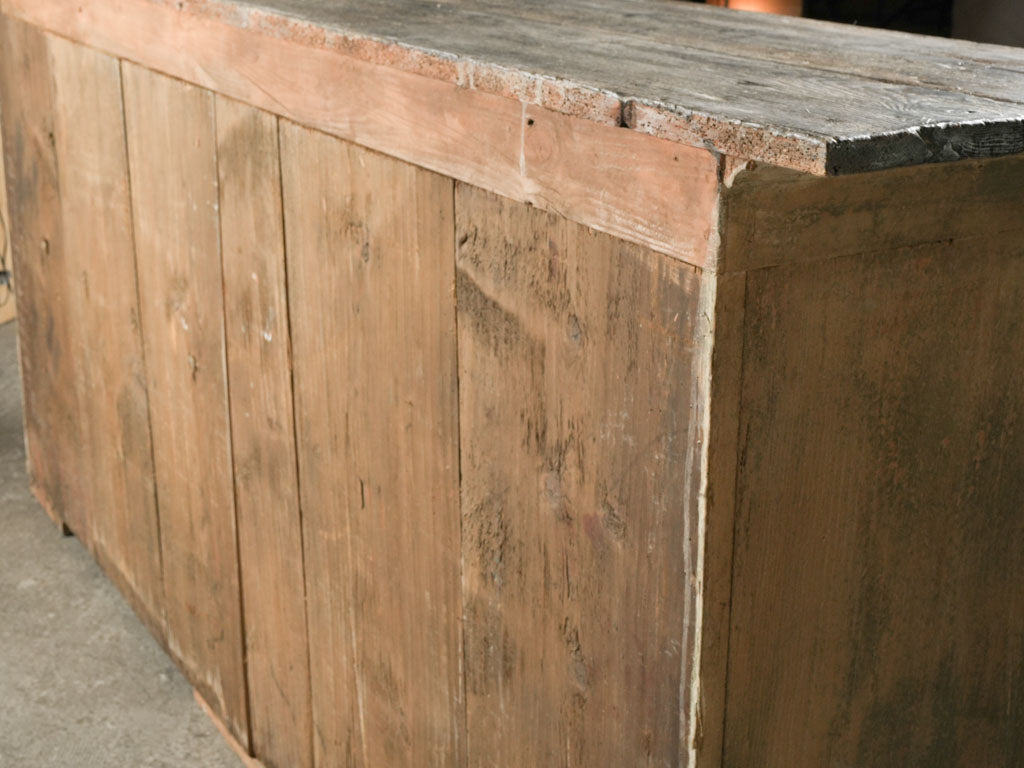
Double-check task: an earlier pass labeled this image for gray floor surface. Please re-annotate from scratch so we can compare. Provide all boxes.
[0,321,242,768]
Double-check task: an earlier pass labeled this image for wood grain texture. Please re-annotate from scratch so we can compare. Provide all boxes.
[47,35,165,630]
[0,16,76,531]
[216,97,312,768]
[197,690,270,768]
[281,121,463,768]
[6,0,1024,174]
[456,183,702,768]
[464,0,1024,110]
[721,159,1024,768]
[693,269,747,768]
[0,0,718,266]
[721,154,1024,273]
[522,105,718,269]
[0,96,14,325]
[122,62,249,748]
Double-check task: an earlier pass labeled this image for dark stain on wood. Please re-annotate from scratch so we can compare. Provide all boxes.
[0,15,78,531]
[725,230,1024,768]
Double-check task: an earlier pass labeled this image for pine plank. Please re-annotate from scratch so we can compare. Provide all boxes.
[216,96,312,768]
[693,269,747,768]
[0,16,77,531]
[121,62,249,748]
[281,121,463,768]
[46,34,165,632]
[522,105,718,269]
[455,182,703,767]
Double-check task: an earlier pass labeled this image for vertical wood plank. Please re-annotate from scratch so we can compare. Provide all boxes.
[0,95,15,325]
[46,34,165,632]
[216,96,312,768]
[281,121,463,768]
[456,183,702,768]
[0,16,77,532]
[121,62,249,748]
[694,267,747,768]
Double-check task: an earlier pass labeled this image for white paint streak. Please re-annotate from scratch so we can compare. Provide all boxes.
[681,167,726,768]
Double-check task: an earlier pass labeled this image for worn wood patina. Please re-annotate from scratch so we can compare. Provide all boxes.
[1,2,1023,767]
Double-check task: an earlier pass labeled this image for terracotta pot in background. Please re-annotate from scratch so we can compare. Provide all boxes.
[706,0,803,15]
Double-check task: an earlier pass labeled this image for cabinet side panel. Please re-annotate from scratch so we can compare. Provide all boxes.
[723,157,1024,768]
[47,35,165,635]
[0,15,76,530]
[281,121,463,768]
[122,62,249,748]
[456,182,703,768]
[217,97,312,768]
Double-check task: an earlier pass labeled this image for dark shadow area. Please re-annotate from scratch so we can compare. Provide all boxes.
[804,0,954,37]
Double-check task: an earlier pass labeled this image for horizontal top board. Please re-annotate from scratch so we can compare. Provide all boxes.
[69,0,1024,173]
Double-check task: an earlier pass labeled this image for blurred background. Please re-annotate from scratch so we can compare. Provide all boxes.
[695,0,1024,46]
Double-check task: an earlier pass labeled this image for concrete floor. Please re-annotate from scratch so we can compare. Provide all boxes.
[0,321,242,768]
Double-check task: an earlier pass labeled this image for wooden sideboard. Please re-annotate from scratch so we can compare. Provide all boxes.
[2,1,1022,766]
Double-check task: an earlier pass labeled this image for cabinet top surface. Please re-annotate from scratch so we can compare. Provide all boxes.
[84,0,1024,173]
[217,0,1024,175]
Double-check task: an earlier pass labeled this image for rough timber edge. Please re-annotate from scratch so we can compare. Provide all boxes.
[7,0,1024,176]
[824,118,1024,175]
[681,156,752,768]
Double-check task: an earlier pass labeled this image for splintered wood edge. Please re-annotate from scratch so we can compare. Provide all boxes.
[824,120,1024,175]
[195,690,267,768]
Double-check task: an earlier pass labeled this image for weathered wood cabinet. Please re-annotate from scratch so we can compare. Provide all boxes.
[2,1,1022,766]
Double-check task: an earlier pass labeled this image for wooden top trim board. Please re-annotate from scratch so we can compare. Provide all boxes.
[1,0,721,267]
[7,0,1024,175]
